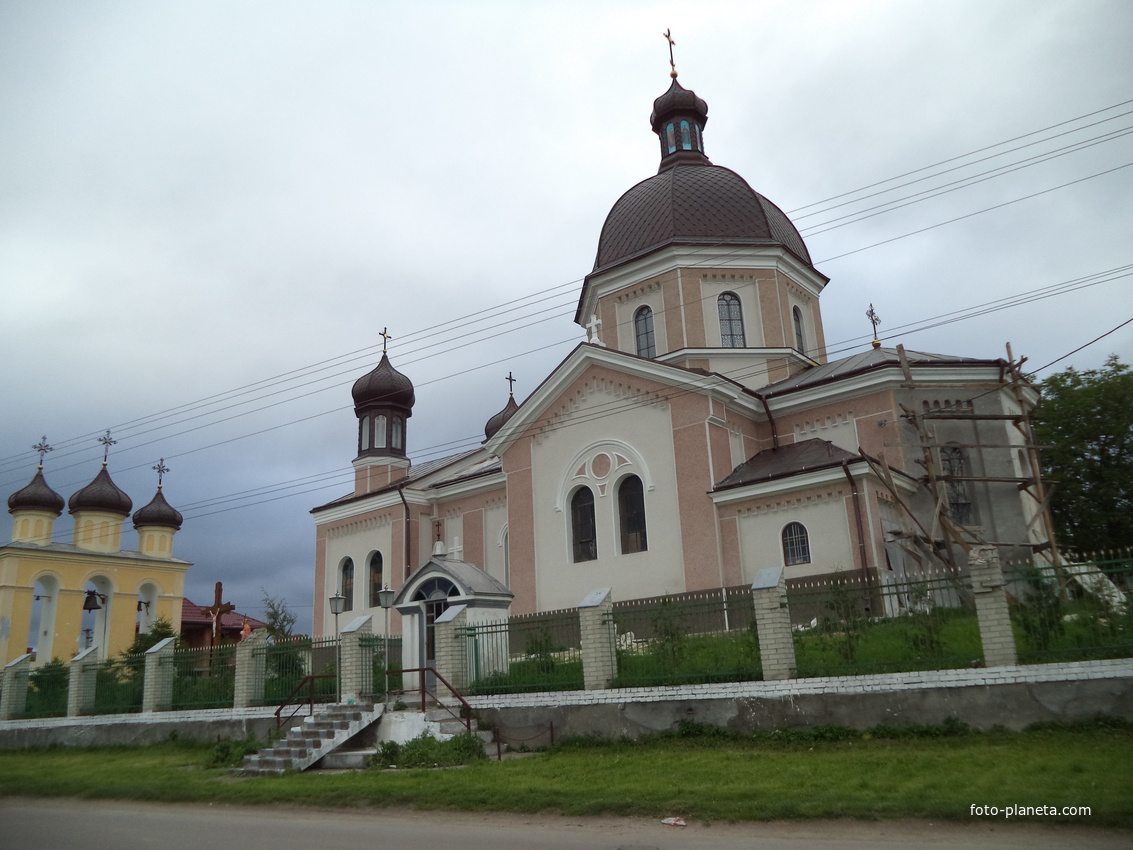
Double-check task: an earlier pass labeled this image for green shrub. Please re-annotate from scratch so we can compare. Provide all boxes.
[371,731,486,769]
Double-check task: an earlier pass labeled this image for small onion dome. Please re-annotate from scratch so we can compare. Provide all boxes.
[351,353,415,411]
[484,395,519,441]
[7,469,65,516]
[649,78,708,136]
[132,488,184,530]
[68,465,133,516]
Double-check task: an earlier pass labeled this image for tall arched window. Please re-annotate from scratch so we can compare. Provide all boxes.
[375,414,387,448]
[634,306,656,358]
[617,475,648,554]
[340,558,354,612]
[360,415,370,451]
[782,522,811,566]
[392,416,404,450]
[792,306,805,352]
[718,293,745,347]
[571,487,597,563]
[940,447,974,526]
[368,551,384,608]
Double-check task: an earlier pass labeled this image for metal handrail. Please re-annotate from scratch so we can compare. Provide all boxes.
[386,667,472,732]
[274,674,336,729]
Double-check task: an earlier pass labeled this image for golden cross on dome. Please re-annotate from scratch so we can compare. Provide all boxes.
[505,371,516,397]
[866,304,882,349]
[33,436,53,469]
[380,327,392,354]
[98,429,117,465]
[663,29,678,78]
[153,458,170,488]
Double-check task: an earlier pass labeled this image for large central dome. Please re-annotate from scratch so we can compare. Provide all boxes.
[590,79,813,277]
[592,164,812,273]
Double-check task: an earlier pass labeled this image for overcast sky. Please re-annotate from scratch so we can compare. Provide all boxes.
[2,1,1131,635]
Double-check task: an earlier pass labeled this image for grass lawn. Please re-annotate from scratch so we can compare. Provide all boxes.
[0,722,1129,827]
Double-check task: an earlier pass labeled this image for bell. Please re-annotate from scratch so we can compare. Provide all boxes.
[83,590,102,611]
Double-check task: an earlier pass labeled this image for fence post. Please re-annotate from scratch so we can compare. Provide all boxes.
[970,545,1018,667]
[234,629,269,708]
[434,605,468,692]
[0,654,33,720]
[67,647,99,717]
[141,637,177,713]
[752,568,796,680]
[339,614,373,703]
[579,588,616,690]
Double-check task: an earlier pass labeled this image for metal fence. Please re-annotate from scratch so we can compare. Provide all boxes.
[88,653,146,715]
[166,644,236,709]
[461,608,583,695]
[786,569,979,676]
[252,636,338,706]
[359,634,403,699]
[1006,553,1133,663]
[612,586,761,686]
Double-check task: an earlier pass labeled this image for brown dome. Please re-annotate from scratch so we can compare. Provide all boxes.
[484,395,519,441]
[8,469,65,516]
[592,164,813,274]
[132,488,184,530]
[68,465,133,516]
[351,353,415,411]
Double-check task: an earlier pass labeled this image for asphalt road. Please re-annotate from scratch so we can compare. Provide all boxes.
[0,799,1125,850]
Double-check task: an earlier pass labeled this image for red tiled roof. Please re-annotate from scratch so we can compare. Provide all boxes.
[180,598,266,630]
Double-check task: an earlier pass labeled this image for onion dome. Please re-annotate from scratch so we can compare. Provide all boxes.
[352,353,415,410]
[8,468,65,516]
[484,395,519,441]
[588,78,814,280]
[68,465,133,516]
[133,487,184,530]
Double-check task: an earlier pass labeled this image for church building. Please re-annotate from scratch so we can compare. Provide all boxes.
[1,448,190,665]
[311,74,1050,666]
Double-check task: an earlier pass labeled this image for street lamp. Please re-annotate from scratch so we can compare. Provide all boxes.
[328,591,346,703]
[377,585,396,702]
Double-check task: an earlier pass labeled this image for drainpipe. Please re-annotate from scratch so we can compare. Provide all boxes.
[751,389,780,450]
[398,484,411,580]
[842,460,870,579]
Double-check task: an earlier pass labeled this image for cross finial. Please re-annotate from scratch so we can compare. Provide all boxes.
[33,436,53,470]
[98,429,117,465]
[153,458,170,488]
[433,519,442,542]
[866,304,882,349]
[380,327,392,354]
[505,371,516,397]
[586,314,604,347]
[663,29,677,78]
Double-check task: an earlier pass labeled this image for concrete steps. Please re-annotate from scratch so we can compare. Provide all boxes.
[239,702,383,776]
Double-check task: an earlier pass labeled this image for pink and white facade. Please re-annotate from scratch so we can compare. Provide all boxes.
[311,77,1047,654]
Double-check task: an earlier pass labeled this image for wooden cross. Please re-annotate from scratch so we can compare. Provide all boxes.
[380,327,392,354]
[505,371,516,397]
[201,581,235,649]
[663,29,677,78]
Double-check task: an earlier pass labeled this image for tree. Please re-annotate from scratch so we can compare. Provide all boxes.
[1032,355,1133,553]
[123,615,177,656]
[260,589,298,641]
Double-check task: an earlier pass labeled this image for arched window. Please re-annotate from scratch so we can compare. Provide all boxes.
[634,306,656,358]
[368,551,384,608]
[680,119,691,150]
[340,558,354,612]
[392,416,404,450]
[718,293,746,347]
[792,306,805,352]
[358,417,371,455]
[375,414,387,448]
[571,487,597,563]
[782,522,811,566]
[665,123,677,154]
[617,475,648,554]
[940,447,974,526]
